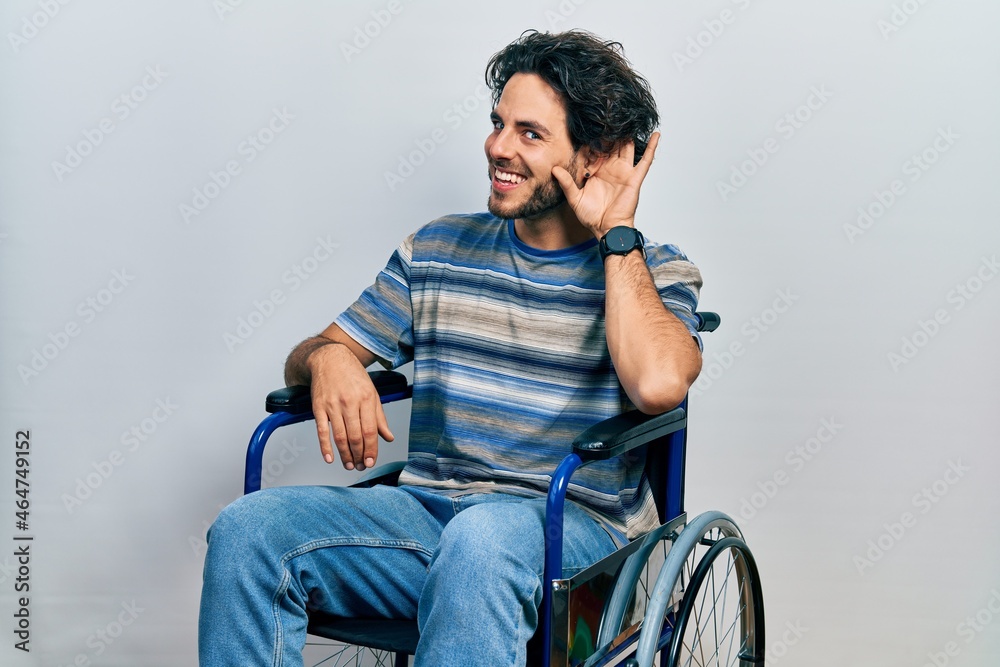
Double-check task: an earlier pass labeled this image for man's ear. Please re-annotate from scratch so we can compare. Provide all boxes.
[577,146,607,178]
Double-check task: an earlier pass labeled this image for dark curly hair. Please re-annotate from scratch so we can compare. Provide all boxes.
[485,30,659,165]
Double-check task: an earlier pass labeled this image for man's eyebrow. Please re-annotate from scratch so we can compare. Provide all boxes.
[490,110,552,137]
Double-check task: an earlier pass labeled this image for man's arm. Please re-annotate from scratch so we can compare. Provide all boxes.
[284,322,394,470]
[553,132,702,413]
[602,252,701,413]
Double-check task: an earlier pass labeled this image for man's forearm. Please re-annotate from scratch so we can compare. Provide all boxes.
[284,323,380,387]
[284,336,339,387]
[604,252,702,413]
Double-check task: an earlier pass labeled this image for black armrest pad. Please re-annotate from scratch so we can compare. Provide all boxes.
[266,385,312,415]
[695,311,720,332]
[265,371,409,414]
[369,370,409,396]
[573,408,686,461]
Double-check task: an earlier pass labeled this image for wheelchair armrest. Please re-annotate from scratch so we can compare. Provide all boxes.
[265,370,411,414]
[265,385,313,414]
[245,370,411,495]
[695,311,720,332]
[572,407,686,461]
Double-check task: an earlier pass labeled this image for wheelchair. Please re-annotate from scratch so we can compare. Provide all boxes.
[243,312,764,666]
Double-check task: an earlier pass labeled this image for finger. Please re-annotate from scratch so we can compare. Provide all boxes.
[314,410,335,464]
[357,400,381,471]
[631,132,661,183]
[376,402,395,443]
[361,402,394,470]
[551,165,582,203]
[326,408,356,470]
[341,408,366,470]
[642,132,660,163]
[620,140,635,167]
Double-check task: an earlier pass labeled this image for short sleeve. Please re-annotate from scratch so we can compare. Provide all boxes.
[334,234,415,368]
[646,244,704,350]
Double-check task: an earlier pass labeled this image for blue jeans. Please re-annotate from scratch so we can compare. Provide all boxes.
[198,483,618,666]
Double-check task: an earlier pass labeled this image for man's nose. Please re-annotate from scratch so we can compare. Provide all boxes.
[488,128,515,161]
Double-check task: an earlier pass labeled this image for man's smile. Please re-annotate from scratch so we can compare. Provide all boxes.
[492,166,527,192]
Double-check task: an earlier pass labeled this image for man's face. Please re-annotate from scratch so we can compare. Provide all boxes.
[484,72,582,220]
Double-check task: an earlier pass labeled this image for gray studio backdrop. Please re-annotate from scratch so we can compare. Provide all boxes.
[2,0,998,665]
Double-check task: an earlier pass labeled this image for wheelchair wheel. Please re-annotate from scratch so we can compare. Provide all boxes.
[304,639,402,667]
[666,536,764,666]
[624,512,764,667]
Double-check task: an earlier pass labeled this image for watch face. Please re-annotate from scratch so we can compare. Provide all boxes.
[607,227,638,251]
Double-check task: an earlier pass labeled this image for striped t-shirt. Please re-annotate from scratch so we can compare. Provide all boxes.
[335,213,702,540]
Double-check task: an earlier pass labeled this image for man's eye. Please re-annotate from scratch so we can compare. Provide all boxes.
[525,130,540,140]
[492,120,504,130]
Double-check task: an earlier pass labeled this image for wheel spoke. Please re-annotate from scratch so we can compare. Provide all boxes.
[716,554,731,663]
[724,566,748,663]
[305,640,396,667]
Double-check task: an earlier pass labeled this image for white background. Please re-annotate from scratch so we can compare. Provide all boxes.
[2,1,999,665]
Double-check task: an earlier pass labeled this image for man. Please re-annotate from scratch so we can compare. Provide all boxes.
[199,29,703,667]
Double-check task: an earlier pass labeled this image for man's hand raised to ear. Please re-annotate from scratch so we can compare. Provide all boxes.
[552,132,660,239]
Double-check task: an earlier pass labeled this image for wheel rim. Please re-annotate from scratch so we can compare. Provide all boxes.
[667,535,764,666]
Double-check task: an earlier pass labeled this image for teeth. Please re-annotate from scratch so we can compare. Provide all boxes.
[495,169,526,184]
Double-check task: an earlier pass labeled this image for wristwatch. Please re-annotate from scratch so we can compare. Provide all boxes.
[598,226,645,261]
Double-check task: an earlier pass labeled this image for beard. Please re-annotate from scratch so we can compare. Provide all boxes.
[486,162,576,220]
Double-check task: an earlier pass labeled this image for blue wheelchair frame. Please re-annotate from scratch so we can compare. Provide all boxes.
[242,311,763,666]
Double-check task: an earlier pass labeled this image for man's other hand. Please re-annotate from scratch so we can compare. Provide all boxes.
[306,342,394,471]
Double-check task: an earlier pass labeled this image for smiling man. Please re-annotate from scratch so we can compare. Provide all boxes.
[200,30,703,667]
